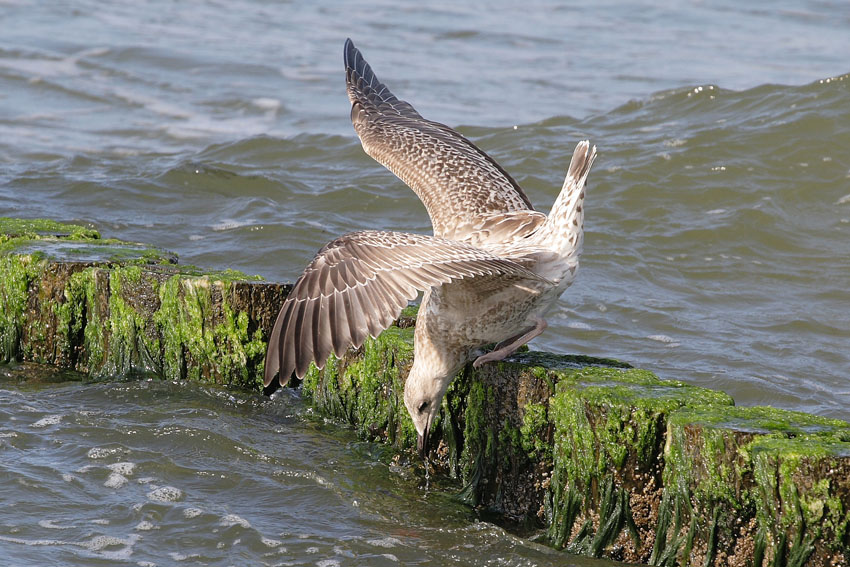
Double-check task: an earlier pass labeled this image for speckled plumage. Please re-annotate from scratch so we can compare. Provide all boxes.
[264,39,596,453]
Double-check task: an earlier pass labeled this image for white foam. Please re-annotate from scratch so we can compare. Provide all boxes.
[261,537,284,548]
[87,447,126,459]
[211,218,255,232]
[31,414,62,428]
[183,507,204,518]
[164,114,278,141]
[104,473,128,489]
[147,486,183,502]
[38,519,71,530]
[316,560,340,567]
[0,56,79,78]
[84,535,127,551]
[107,462,136,476]
[253,97,281,111]
[169,551,198,561]
[0,533,137,561]
[0,534,64,546]
[134,521,156,531]
[92,536,138,562]
[109,86,192,120]
[647,334,680,347]
[219,514,251,528]
[367,537,402,548]
[567,321,591,330]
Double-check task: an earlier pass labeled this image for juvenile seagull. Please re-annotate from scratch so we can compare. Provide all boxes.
[264,39,597,457]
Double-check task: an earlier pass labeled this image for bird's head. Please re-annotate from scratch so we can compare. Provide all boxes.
[403,364,453,459]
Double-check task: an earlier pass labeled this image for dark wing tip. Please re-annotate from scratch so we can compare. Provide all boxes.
[344,37,374,92]
[263,312,282,388]
[263,299,297,392]
[344,38,357,70]
[343,38,419,120]
[344,37,367,80]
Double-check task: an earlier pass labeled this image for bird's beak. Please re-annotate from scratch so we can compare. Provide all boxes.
[417,428,430,458]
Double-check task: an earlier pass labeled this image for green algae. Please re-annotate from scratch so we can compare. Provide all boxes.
[100,267,160,377]
[549,367,733,496]
[55,267,95,367]
[504,351,632,374]
[0,217,100,241]
[9,238,178,265]
[520,402,550,461]
[2,223,270,389]
[50,265,155,377]
[302,325,416,448]
[457,376,498,503]
[547,366,733,557]
[748,435,850,559]
[73,268,270,388]
[338,326,415,440]
[672,405,850,439]
[155,274,267,388]
[0,254,47,362]
[658,405,850,565]
[169,265,264,281]
[1,216,179,266]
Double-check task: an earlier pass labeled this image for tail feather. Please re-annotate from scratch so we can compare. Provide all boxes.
[544,141,597,252]
[548,140,596,233]
[566,140,596,191]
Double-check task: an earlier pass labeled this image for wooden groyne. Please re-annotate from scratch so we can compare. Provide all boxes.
[2,217,848,566]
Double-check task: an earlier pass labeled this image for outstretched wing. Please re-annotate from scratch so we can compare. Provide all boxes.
[263,230,544,386]
[344,38,535,242]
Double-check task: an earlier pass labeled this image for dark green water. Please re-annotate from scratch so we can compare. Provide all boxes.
[1,1,849,564]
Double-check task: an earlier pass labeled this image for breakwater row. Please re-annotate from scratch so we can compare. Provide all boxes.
[1,218,847,566]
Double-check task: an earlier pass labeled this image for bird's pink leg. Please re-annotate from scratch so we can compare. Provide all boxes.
[472,318,548,368]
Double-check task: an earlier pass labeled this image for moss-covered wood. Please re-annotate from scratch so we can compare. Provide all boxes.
[2,217,849,566]
[656,407,850,566]
[0,217,288,388]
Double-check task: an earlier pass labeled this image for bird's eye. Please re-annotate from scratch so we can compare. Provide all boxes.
[417,401,429,413]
